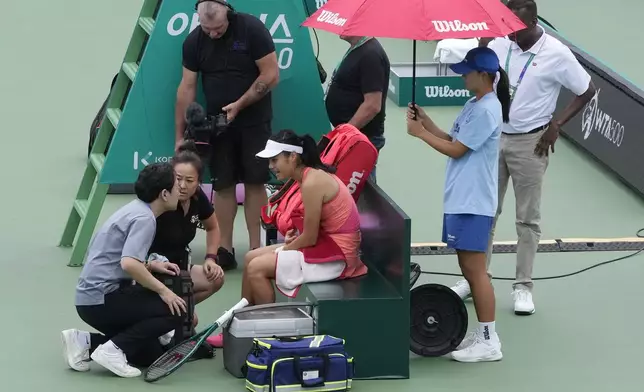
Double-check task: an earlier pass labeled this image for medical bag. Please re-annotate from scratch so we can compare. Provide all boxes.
[245,335,354,392]
[223,303,315,378]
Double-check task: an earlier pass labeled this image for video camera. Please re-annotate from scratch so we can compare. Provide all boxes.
[183,102,229,161]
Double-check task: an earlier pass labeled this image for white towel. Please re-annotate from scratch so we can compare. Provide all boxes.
[433,38,479,63]
[148,253,169,263]
[275,250,346,298]
[275,250,306,298]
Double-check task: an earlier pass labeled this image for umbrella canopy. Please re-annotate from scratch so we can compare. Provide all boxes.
[302,0,526,41]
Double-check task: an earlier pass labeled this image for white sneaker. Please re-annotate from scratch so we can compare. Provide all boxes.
[450,279,472,300]
[512,288,535,315]
[90,342,141,378]
[454,331,477,351]
[451,333,503,363]
[453,330,503,352]
[159,330,175,346]
[61,329,91,372]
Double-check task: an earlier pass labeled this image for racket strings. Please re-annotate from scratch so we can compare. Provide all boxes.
[146,340,198,379]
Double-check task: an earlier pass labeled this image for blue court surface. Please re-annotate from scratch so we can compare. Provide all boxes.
[1,0,643,391]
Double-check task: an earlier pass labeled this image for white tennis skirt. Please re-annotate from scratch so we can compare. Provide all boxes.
[275,249,346,298]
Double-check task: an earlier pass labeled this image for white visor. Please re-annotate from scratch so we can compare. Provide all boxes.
[255,140,304,159]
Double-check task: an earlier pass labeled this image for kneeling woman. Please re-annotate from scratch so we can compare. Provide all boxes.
[148,142,225,306]
[406,47,510,363]
[243,130,368,305]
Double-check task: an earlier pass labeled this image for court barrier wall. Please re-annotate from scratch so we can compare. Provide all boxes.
[545,25,644,197]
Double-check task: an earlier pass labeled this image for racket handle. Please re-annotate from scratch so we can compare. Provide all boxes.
[233,298,250,311]
[215,298,250,326]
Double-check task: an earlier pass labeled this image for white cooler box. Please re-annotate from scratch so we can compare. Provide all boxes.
[223,302,315,378]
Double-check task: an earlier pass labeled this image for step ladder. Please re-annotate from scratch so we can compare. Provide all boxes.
[58,0,162,267]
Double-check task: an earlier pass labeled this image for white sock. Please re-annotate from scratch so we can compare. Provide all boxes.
[103,340,123,354]
[159,330,175,346]
[76,330,91,350]
[478,322,495,340]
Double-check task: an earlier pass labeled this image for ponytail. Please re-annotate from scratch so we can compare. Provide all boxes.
[299,134,335,173]
[496,67,511,123]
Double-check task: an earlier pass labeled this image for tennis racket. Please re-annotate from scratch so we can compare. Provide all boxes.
[144,298,249,383]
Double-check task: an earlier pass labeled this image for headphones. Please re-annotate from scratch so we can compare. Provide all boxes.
[194,0,236,20]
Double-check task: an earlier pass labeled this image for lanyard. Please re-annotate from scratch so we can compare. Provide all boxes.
[504,47,535,102]
[324,37,371,97]
[504,35,546,102]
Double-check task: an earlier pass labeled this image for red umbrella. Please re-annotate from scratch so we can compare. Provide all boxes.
[302,0,525,40]
[302,0,525,104]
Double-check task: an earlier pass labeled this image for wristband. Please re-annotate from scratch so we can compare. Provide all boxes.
[205,253,218,262]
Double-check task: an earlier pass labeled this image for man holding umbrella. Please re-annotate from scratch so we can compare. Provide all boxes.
[450,0,596,315]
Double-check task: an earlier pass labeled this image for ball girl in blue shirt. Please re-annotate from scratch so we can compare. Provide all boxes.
[406,46,510,363]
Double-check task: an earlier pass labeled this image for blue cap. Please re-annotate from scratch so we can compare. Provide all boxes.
[449,46,500,75]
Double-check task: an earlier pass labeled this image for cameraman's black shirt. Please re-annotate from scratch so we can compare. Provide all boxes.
[325,39,390,138]
[148,187,214,268]
[182,13,275,127]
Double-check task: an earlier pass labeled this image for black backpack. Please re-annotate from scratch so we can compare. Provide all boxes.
[88,73,118,156]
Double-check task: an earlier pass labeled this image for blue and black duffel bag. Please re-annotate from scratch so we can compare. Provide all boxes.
[245,335,354,392]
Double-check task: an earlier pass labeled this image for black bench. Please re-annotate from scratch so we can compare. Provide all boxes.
[267,181,411,379]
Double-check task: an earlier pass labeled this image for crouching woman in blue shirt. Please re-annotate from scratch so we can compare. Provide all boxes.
[406,47,510,363]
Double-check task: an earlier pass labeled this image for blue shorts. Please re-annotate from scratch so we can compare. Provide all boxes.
[442,213,493,253]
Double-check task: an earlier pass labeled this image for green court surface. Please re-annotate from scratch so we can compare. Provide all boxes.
[1,0,643,390]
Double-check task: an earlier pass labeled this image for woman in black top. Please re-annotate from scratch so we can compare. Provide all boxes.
[148,142,224,306]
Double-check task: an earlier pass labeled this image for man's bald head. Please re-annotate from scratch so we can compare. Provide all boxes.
[197,1,230,39]
[197,1,229,23]
[505,0,540,46]
[506,0,538,21]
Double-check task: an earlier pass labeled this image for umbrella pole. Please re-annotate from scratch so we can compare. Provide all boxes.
[411,39,417,105]
[411,39,417,119]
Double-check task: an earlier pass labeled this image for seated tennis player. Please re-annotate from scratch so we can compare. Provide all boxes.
[406,47,510,363]
[62,163,187,378]
[243,129,368,305]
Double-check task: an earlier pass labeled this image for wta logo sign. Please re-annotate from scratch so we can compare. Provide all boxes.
[581,88,625,147]
[316,10,348,27]
[432,20,489,33]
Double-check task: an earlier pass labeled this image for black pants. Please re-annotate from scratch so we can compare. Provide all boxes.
[76,284,182,367]
[368,134,385,184]
[208,122,272,192]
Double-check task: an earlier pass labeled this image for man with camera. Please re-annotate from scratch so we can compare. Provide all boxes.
[175,0,280,271]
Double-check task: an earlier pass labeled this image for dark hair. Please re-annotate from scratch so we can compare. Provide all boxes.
[506,0,537,19]
[172,140,204,180]
[134,162,176,203]
[272,129,335,173]
[491,68,511,123]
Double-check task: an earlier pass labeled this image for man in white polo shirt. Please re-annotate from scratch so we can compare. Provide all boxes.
[450,0,596,315]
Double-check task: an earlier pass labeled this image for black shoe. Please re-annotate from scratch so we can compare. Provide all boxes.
[216,247,238,271]
[187,342,215,362]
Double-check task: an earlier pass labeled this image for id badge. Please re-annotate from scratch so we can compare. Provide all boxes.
[509,85,518,101]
